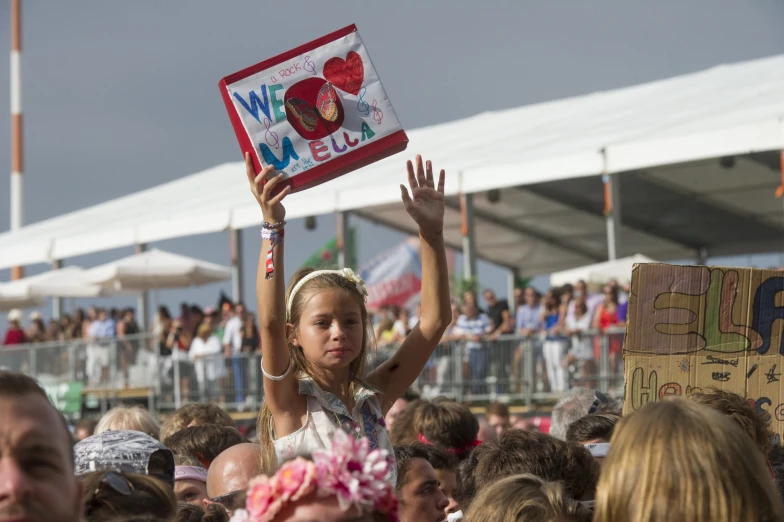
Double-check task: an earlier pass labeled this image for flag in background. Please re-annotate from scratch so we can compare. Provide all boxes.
[301,228,356,269]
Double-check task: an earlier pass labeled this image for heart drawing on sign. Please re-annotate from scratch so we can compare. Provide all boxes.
[323,51,364,96]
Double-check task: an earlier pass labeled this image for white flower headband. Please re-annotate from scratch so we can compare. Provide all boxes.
[286,268,368,319]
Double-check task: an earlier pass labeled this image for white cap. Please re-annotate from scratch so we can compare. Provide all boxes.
[7,309,22,322]
[30,311,41,321]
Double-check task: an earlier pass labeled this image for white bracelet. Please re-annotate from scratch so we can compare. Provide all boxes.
[260,356,292,381]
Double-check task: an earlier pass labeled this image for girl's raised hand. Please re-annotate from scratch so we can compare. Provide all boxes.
[400,155,446,237]
[245,152,291,223]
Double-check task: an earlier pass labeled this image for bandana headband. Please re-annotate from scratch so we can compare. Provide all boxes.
[417,433,482,455]
[286,268,368,319]
[175,466,208,483]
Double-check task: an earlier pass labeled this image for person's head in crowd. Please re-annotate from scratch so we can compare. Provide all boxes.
[462,300,479,319]
[6,308,23,329]
[81,471,177,522]
[575,280,587,298]
[573,296,588,318]
[389,398,480,461]
[395,444,450,522]
[464,473,591,522]
[595,399,784,522]
[234,302,246,318]
[109,307,119,321]
[195,322,213,342]
[88,306,98,321]
[602,284,618,306]
[450,302,460,323]
[158,306,172,323]
[566,413,620,467]
[413,302,422,318]
[163,425,243,469]
[768,443,784,504]
[0,371,82,522]
[257,266,375,467]
[513,287,524,308]
[98,308,109,322]
[96,405,161,440]
[550,389,619,440]
[608,278,619,290]
[176,502,229,522]
[463,291,477,308]
[456,429,599,511]
[543,288,560,312]
[385,388,420,433]
[688,387,774,456]
[523,286,539,308]
[399,307,410,324]
[123,307,136,323]
[486,402,511,438]
[237,433,396,521]
[160,403,236,444]
[190,306,205,327]
[414,443,460,518]
[77,418,99,441]
[482,289,497,307]
[477,420,497,443]
[560,283,574,305]
[203,308,217,328]
[75,430,175,487]
[566,413,619,445]
[205,444,262,513]
[174,464,209,506]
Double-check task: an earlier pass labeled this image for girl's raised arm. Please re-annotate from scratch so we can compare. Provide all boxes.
[246,153,305,433]
[367,155,452,413]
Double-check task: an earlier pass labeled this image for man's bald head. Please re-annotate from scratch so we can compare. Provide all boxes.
[206,443,262,498]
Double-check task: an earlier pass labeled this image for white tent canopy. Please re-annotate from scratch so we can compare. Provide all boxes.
[0,266,104,299]
[1,54,783,276]
[83,249,232,291]
[549,254,656,287]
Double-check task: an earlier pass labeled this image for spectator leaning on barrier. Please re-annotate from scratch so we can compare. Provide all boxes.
[189,323,226,402]
[3,308,27,345]
[456,300,492,395]
[222,302,245,405]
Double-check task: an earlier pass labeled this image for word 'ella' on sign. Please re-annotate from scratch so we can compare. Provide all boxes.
[623,263,784,440]
[219,24,408,194]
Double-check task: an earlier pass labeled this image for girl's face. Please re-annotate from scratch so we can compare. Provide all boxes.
[294,288,364,370]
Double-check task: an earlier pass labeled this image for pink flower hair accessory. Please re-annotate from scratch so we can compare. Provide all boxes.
[232,431,397,522]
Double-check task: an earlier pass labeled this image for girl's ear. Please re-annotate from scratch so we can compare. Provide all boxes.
[286,323,297,346]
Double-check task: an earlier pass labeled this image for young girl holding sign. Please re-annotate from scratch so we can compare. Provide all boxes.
[246,152,451,481]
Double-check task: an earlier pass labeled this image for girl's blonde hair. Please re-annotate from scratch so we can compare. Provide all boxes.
[594,398,784,522]
[463,473,591,522]
[96,405,160,439]
[257,266,374,471]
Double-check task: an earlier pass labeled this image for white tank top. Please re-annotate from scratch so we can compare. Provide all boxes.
[273,378,397,485]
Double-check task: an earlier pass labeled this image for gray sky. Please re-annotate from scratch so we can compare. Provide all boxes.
[0,0,782,325]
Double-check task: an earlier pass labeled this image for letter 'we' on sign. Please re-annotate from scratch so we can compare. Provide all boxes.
[219,24,408,194]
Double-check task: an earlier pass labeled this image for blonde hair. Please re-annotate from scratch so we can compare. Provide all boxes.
[257,267,374,470]
[463,474,591,522]
[159,403,235,443]
[594,399,784,522]
[96,406,160,439]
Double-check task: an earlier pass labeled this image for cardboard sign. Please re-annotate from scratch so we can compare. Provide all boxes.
[623,263,784,438]
[219,25,408,193]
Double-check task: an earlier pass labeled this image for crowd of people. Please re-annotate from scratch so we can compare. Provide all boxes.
[4,369,784,522]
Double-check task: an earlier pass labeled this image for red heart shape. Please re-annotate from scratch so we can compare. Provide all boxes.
[323,51,364,96]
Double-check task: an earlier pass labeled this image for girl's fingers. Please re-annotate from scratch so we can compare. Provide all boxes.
[269,184,291,205]
[406,160,418,193]
[254,166,276,188]
[415,155,427,187]
[262,173,285,198]
[244,153,256,185]
[400,184,413,208]
[437,169,446,194]
[425,160,434,189]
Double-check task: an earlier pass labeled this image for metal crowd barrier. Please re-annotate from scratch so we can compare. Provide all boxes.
[0,329,625,416]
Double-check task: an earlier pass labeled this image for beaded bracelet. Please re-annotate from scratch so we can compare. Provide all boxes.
[262,220,286,230]
[261,227,285,279]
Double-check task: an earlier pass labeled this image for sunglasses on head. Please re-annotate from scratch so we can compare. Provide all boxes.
[588,390,610,415]
[85,471,134,517]
[209,490,247,511]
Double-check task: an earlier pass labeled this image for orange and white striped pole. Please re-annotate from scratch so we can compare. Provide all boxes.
[10,0,24,280]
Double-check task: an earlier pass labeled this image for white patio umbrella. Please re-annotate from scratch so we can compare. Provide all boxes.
[83,248,232,291]
[549,254,657,287]
[0,266,105,311]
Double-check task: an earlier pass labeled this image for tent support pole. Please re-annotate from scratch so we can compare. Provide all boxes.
[337,211,351,268]
[603,173,622,261]
[135,244,149,329]
[460,192,477,280]
[507,267,519,306]
[230,229,244,304]
[51,259,63,319]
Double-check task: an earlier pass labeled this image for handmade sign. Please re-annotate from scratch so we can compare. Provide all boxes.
[219,24,408,193]
[623,263,784,439]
